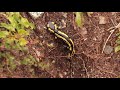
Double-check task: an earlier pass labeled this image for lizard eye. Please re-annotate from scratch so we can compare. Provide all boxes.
[48,22,55,30]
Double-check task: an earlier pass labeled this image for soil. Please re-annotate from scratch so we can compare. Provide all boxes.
[0,12,120,78]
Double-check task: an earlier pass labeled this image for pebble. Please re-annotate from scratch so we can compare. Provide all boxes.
[28,12,44,19]
[99,16,107,24]
[59,73,63,78]
[104,45,113,54]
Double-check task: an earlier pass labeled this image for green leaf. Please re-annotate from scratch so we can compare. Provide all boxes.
[21,46,28,51]
[8,58,16,70]
[29,23,35,29]
[75,12,84,28]
[19,38,28,46]
[0,52,6,58]
[14,13,22,23]
[0,23,15,31]
[14,12,21,18]
[5,37,15,44]
[18,29,29,36]
[115,45,120,52]
[6,53,16,70]
[20,18,30,28]
[0,31,9,38]
[8,16,17,28]
[116,39,120,44]
[5,43,11,49]
[21,59,28,65]
[12,43,22,50]
[0,12,35,52]
[7,12,14,16]
[21,58,30,65]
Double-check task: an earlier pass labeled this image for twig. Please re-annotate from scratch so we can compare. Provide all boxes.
[82,59,89,78]
[116,24,120,31]
[78,56,90,78]
[102,29,115,53]
[102,20,120,53]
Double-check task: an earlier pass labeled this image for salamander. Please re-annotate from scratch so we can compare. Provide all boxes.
[46,21,75,56]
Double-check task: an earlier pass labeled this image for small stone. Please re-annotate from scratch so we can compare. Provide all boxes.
[104,45,113,54]
[36,50,41,56]
[81,27,87,35]
[52,60,55,64]
[64,72,67,75]
[93,37,97,41]
[99,16,107,24]
[28,12,44,19]
[59,73,63,78]
[80,27,88,40]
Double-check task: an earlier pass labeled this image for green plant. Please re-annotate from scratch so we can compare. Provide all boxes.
[0,12,35,70]
[21,55,37,66]
[0,12,35,50]
[75,12,84,28]
[75,12,93,28]
[115,32,120,52]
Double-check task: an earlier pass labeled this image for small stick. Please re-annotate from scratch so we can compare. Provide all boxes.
[102,29,115,53]
[78,56,90,78]
[102,20,120,53]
